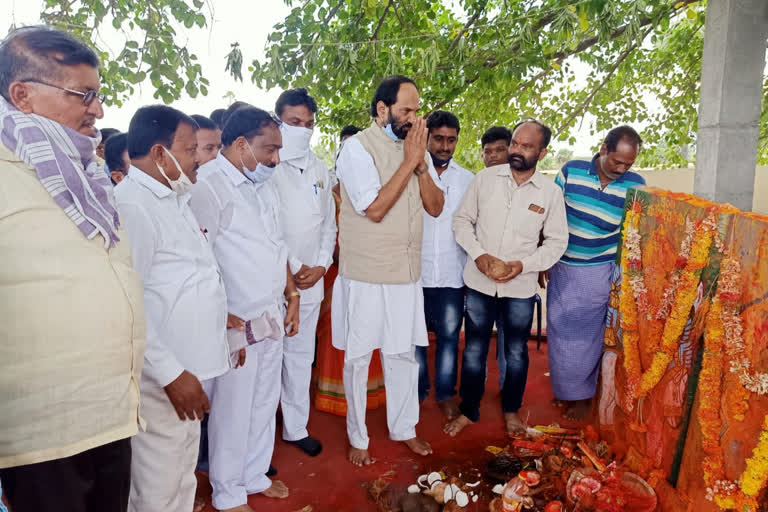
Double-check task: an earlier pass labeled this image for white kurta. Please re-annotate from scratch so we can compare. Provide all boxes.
[332,134,444,449]
[331,137,442,360]
[115,169,230,512]
[421,160,475,289]
[271,152,336,304]
[115,168,230,386]
[271,152,336,441]
[189,153,288,508]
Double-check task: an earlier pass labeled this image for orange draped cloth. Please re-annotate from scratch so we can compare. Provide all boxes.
[314,190,385,416]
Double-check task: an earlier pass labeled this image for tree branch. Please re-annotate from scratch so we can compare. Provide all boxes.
[370,0,394,42]
[556,27,653,134]
[431,0,695,117]
[447,0,488,53]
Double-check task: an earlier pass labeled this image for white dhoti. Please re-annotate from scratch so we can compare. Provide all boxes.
[281,301,321,441]
[331,276,428,449]
[208,330,283,510]
[128,376,212,512]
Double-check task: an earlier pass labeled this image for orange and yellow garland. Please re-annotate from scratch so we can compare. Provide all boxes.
[620,200,717,399]
[700,253,768,511]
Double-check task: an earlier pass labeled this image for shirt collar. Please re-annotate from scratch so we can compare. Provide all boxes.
[590,153,631,184]
[128,165,175,199]
[494,164,543,188]
[589,154,600,176]
[435,159,458,178]
[216,151,249,187]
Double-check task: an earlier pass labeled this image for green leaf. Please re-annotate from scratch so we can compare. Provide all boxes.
[579,10,589,31]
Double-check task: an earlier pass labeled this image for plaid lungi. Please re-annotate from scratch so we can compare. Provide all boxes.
[546,261,615,401]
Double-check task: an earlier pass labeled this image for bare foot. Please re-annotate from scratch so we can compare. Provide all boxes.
[437,398,460,420]
[564,399,591,420]
[348,446,376,466]
[551,398,565,408]
[504,412,526,435]
[443,414,473,437]
[403,437,433,456]
[261,479,289,499]
[218,505,255,512]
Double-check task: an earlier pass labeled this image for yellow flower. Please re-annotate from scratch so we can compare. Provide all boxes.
[740,416,768,497]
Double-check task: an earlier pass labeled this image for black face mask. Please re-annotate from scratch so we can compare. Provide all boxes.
[430,152,451,168]
[508,151,538,171]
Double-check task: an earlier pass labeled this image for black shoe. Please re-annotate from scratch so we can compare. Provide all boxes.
[266,464,277,477]
[286,436,323,457]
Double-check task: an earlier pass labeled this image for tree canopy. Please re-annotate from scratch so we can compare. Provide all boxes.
[34,0,768,169]
[35,0,210,105]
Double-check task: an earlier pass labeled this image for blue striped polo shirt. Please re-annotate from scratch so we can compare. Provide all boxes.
[554,155,646,266]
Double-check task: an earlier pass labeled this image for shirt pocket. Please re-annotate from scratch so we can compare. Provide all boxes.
[518,206,546,241]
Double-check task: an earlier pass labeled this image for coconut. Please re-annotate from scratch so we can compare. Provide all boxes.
[407,484,421,494]
[427,472,443,487]
[423,482,449,504]
[487,260,511,280]
[443,484,454,504]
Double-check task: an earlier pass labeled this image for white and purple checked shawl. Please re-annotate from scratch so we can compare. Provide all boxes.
[0,97,120,248]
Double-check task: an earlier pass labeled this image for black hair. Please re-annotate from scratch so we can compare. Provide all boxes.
[221,107,280,147]
[426,110,460,134]
[210,108,226,129]
[604,125,643,152]
[105,133,129,172]
[511,119,552,149]
[275,88,318,118]
[0,25,100,103]
[127,105,198,159]
[99,128,120,144]
[481,126,512,148]
[220,101,252,129]
[369,75,417,117]
[191,114,218,131]
[340,125,361,139]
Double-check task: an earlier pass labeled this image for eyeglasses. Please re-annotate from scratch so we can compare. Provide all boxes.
[21,79,105,106]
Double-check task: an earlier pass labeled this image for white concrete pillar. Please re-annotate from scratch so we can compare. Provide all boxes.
[694,0,768,211]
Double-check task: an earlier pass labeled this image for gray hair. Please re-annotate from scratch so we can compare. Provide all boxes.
[0,25,99,102]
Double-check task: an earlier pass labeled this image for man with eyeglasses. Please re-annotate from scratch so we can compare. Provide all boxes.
[446,120,568,438]
[0,26,144,512]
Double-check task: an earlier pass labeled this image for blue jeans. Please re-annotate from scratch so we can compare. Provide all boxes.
[416,287,465,402]
[496,312,507,389]
[196,414,209,472]
[458,288,535,422]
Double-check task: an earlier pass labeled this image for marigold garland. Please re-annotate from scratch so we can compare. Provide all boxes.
[701,250,768,510]
[619,203,643,400]
[620,201,717,399]
[719,257,751,421]
[700,293,725,491]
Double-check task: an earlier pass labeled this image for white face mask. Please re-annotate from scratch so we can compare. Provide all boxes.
[157,147,194,196]
[241,143,276,183]
[278,124,313,166]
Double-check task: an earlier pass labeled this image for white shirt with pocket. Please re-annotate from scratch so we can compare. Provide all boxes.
[421,160,475,289]
[270,152,337,304]
[115,168,230,387]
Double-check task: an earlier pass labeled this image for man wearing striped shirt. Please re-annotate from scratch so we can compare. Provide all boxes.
[545,125,645,420]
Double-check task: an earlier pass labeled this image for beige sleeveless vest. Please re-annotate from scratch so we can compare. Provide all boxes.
[339,122,425,284]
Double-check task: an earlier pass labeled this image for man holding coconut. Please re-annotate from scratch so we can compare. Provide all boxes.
[446,119,568,437]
